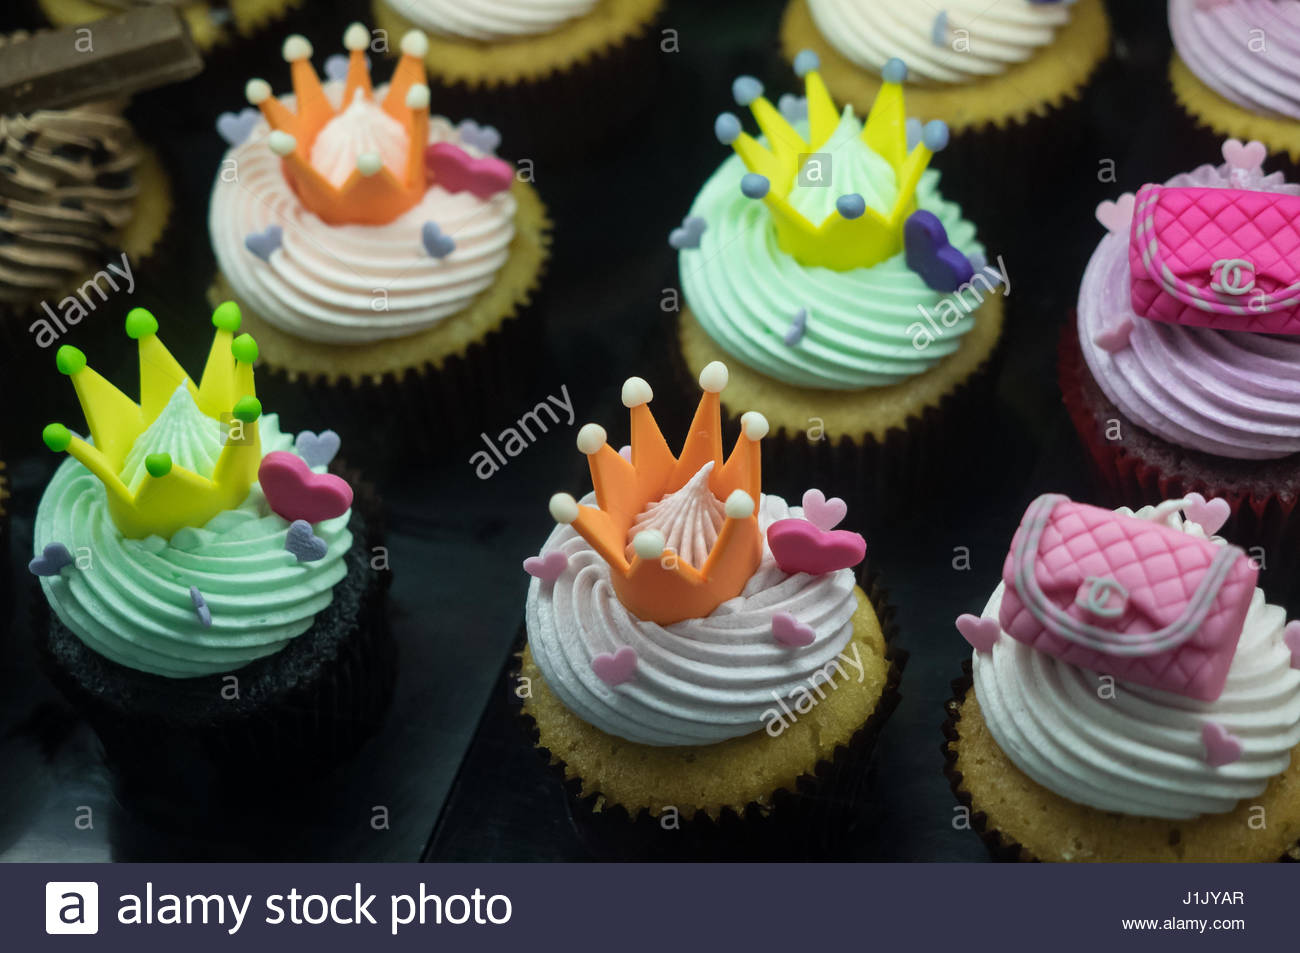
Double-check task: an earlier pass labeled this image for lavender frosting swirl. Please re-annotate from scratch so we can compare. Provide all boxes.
[1077,159,1300,460]
[1169,0,1300,120]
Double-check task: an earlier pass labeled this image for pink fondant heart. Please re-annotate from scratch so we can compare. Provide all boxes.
[591,646,637,686]
[955,613,1000,653]
[1202,722,1243,767]
[771,611,816,647]
[1183,493,1231,535]
[1095,193,1135,234]
[1093,316,1134,353]
[1222,138,1267,172]
[523,550,568,582]
[1283,621,1300,670]
[801,488,847,531]
[425,142,513,200]
[767,518,865,575]
[258,451,353,524]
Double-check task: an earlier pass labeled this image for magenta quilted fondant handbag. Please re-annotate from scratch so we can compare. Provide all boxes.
[998,495,1258,701]
[1129,183,1300,334]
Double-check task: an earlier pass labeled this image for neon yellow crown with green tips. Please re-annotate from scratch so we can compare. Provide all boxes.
[718,53,948,271]
[42,302,263,541]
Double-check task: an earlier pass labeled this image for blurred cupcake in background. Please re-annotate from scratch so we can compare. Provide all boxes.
[520,362,900,852]
[674,52,1004,510]
[208,24,550,461]
[36,0,304,51]
[1060,138,1300,607]
[945,493,1300,861]
[370,0,665,152]
[1169,0,1300,173]
[779,0,1111,242]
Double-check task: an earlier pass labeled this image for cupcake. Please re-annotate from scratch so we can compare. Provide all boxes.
[0,34,171,325]
[369,0,664,150]
[32,303,394,788]
[519,360,901,843]
[36,0,304,51]
[674,53,1005,508]
[944,493,1300,861]
[208,24,550,458]
[1060,139,1300,606]
[1169,0,1300,171]
[778,0,1111,232]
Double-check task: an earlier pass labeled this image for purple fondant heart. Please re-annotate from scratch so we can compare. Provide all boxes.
[284,519,328,562]
[592,646,637,686]
[245,224,282,262]
[956,613,1000,653]
[29,542,74,577]
[216,108,260,147]
[523,550,568,582]
[904,210,973,292]
[767,519,865,575]
[295,429,341,468]
[772,611,816,647]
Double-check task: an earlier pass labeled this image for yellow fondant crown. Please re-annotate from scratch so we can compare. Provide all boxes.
[719,53,947,271]
[548,362,766,626]
[42,303,263,540]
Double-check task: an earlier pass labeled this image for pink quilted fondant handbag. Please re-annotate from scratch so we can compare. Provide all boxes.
[998,495,1258,701]
[1129,184,1300,334]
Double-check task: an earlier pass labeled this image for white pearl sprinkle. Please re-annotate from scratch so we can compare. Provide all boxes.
[400,30,429,58]
[576,423,607,455]
[740,411,769,440]
[357,153,383,176]
[621,377,653,408]
[343,23,370,51]
[268,131,297,156]
[724,490,755,519]
[632,530,666,560]
[698,361,729,393]
[405,84,430,110]
[245,79,272,105]
[282,35,313,62]
[549,493,579,524]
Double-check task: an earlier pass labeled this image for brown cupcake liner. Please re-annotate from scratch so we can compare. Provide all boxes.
[1059,318,1300,611]
[669,314,1003,522]
[33,462,396,801]
[371,0,664,158]
[942,661,1300,863]
[512,561,906,861]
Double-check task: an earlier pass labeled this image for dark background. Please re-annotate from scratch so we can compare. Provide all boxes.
[0,0,1196,861]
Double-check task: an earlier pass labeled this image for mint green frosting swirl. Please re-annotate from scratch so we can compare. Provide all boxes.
[35,412,354,679]
[679,110,985,390]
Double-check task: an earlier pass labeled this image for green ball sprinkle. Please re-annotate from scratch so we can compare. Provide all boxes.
[55,345,86,375]
[212,300,242,332]
[144,453,173,478]
[232,395,262,422]
[42,423,72,452]
[124,307,158,340]
[231,333,259,364]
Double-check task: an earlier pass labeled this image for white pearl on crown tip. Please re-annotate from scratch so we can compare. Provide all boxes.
[740,411,769,440]
[268,131,297,156]
[576,423,607,455]
[698,361,728,393]
[621,377,653,408]
[401,30,429,58]
[632,530,666,560]
[549,493,579,524]
[406,84,430,110]
[724,490,755,519]
[343,23,370,51]
[245,79,272,104]
[357,153,383,176]
[282,35,313,62]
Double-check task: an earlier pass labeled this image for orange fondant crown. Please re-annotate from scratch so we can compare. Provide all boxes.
[548,363,767,625]
[246,24,430,225]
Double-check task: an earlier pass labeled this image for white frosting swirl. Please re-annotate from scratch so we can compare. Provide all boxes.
[526,489,859,747]
[973,504,1300,820]
[392,0,601,42]
[806,0,1071,87]
[208,82,517,345]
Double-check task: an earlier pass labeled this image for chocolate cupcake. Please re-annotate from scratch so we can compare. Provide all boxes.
[32,303,394,789]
